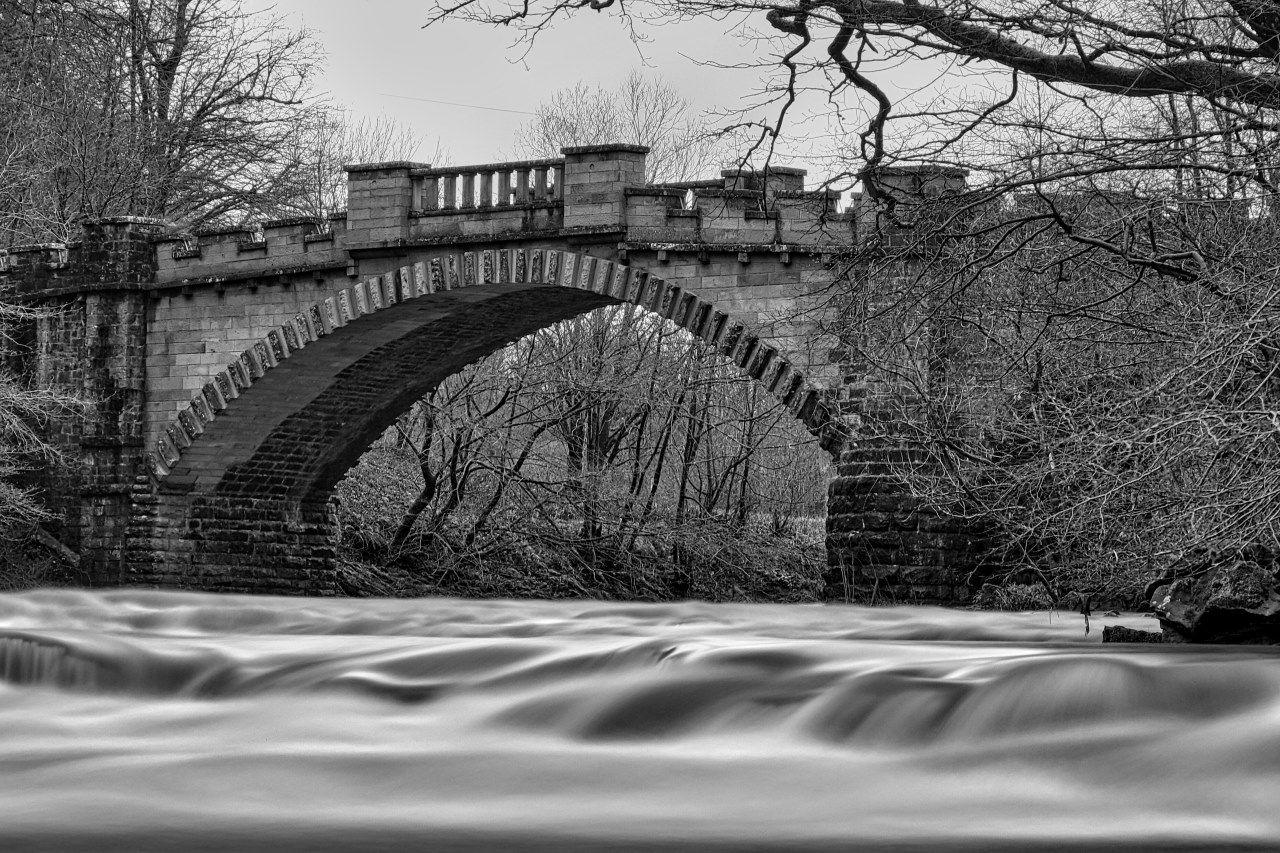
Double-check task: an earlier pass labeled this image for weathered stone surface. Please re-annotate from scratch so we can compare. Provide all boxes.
[1154,546,1280,643]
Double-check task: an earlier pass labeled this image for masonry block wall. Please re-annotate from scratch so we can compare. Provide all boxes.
[144,279,344,452]
[623,251,842,389]
[561,144,647,230]
[2,142,979,601]
[1,218,163,583]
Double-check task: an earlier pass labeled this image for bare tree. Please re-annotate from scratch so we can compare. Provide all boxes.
[0,0,323,242]
[335,306,829,600]
[280,111,445,221]
[0,302,82,539]
[514,71,722,183]
[425,0,1280,604]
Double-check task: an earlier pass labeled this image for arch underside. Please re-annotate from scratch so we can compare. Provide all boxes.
[166,281,838,499]
[172,285,617,502]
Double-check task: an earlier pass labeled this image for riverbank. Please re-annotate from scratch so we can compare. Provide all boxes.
[332,529,827,603]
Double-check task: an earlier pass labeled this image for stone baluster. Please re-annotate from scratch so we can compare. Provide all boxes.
[461,173,477,209]
[442,174,457,210]
[550,164,565,201]
[515,168,531,204]
[421,176,439,211]
[531,167,548,201]
[479,171,493,208]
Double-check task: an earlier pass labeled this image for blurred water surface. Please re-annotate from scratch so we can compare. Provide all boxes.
[1,589,1277,851]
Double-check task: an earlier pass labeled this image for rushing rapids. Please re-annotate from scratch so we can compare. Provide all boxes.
[0,590,1278,851]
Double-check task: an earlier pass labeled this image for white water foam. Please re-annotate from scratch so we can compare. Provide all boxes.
[0,590,1276,851]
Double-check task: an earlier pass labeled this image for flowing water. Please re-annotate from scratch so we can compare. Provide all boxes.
[1,589,1278,851]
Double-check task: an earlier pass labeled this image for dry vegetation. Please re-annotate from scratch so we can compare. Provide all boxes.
[333,308,830,602]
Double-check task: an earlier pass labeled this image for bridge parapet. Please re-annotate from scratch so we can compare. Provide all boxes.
[413,157,564,210]
[407,156,565,241]
[858,165,969,232]
[624,185,851,245]
[145,145,869,289]
[154,215,347,284]
[627,164,853,246]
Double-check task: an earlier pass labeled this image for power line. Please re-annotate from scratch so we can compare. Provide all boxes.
[376,93,535,116]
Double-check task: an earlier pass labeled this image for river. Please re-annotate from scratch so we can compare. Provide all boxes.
[0,589,1277,851]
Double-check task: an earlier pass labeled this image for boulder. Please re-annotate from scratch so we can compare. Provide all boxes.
[1101,625,1163,643]
[1153,545,1280,643]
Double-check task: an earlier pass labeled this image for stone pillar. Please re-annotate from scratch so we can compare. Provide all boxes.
[343,161,429,246]
[825,166,978,604]
[560,144,648,231]
[13,217,168,584]
[861,165,968,230]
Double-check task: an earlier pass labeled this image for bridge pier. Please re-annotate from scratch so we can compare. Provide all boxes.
[2,219,165,584]
[826,440,980,603]
[128,489,339,594]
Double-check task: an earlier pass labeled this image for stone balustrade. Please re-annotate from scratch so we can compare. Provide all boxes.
[412,157,565,213]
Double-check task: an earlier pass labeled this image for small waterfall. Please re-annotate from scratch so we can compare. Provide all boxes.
[0,634,106,690]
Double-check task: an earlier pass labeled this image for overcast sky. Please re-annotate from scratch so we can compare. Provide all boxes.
[269,2,768,162]
[265,0,954,186]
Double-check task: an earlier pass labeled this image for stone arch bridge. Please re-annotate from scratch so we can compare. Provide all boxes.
[1,144,973,600]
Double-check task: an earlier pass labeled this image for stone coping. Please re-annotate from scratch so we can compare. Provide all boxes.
[193,227,256,240]
[722,166,808,177]
[260,216,325,229]
[691,188,766,200]
[411,157,564,177]
[360,228,566,249]
[561,143,650,156]
[152,258,348,288]
[653,180,722,190]
[624,186,687,197]
[872,165,970,178]
[0,241,68,253]
[343,161,433,174]
[622,241,847,255]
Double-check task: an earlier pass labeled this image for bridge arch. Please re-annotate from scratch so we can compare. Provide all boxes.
[130,248,842,594]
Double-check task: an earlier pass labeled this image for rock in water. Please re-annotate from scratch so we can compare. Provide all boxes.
[1101,625,1163,643]
[1154,546,1280,644]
